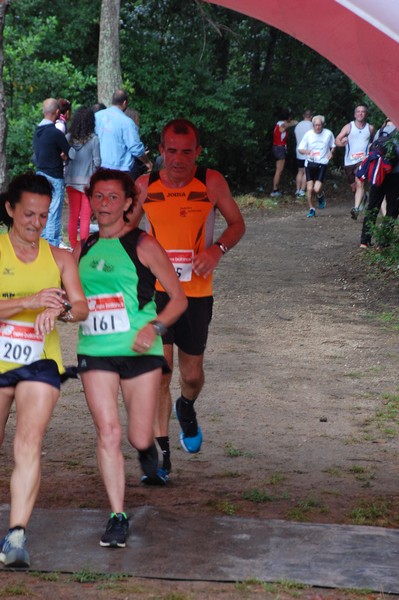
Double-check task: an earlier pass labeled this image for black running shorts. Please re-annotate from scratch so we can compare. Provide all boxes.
[305,162,327,183]
[77,354,170,378]
[155,292,213,356]
[272,145,287,160]
[0,359,61,390]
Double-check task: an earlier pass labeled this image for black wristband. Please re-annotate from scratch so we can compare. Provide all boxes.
[214,241,228,255]
[151,320,168,336]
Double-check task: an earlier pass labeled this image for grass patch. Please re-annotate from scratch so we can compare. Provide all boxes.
[218,470,241,478]
[0,584,30,596]
[348,465,375,486]
[349,499,392,526]
[153,594,190,600]
[224,442,244,457]
[323,466,342,477]
[235,194,280,210]
[377,393,399,422]
[68,569,129,584]
[242,488,289,503]
[65,460,80,469]
[31,571,60,581]
[344,371,365,379]
[372,393,399,438]
[375,310,399,326]
[286,495,328,521]
[224,442,254,458]
[205,498,236,515]
[349,465,366,474]
[268,472,286,485]
[234,578,309,594]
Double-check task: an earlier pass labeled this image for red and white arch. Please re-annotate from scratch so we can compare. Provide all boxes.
[205,0,399,123]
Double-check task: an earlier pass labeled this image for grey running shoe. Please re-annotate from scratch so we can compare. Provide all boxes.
[350,206,359,220]
[100,513,129,548]
[0,528,30,569]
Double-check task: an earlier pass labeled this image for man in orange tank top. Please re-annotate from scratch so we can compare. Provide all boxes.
[130,119,245,476]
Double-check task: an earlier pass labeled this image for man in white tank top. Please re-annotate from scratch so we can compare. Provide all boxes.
[335,104,375,219]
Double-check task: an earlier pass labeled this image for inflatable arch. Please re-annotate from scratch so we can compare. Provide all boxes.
[205,0,399,124]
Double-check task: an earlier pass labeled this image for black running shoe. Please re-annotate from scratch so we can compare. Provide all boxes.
[161,453,172,474]
[100,513,129,548]
[138,443,159,477]
[141,467,169,486]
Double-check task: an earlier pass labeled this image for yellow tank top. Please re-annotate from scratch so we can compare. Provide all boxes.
[143,167,215,297]
[0,234,64,373]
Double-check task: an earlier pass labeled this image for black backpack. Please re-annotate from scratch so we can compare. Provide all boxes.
[369,128,399,164]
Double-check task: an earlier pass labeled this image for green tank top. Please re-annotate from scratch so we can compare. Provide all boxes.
[77,229,163,357]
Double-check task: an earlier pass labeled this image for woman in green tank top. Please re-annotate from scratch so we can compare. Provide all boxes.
[75,168,187,549]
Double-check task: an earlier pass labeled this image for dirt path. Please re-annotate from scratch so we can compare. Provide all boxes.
[0,192,398,599]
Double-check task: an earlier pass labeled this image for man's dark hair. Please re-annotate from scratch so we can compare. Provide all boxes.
[356,103,368,111]
[279,108,293,121]
[112,90,128,107]
[92,102,106,113]
[160,119,200,147]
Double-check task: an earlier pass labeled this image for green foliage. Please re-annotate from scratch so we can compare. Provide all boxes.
[362,217,399,270]
[4,5,97,177]
[3,0,386,188]
[384,130,399,162]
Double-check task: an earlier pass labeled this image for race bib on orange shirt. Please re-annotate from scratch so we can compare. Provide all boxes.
[166,249,194,282]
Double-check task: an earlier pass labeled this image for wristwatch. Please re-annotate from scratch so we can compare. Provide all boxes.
[214,241,228,255]
[151,320,168,336]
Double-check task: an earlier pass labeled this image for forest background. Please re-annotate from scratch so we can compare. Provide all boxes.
[3,0,386,191]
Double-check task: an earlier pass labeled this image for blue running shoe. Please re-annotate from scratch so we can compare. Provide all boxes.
[307,208,316,218]
[317,192,326,209]
[179,427,203,453]
[141,468,169,486]
[174,399,203,453]
[0,528,30,569]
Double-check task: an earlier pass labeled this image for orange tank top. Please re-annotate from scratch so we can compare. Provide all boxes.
[143,167,215,297]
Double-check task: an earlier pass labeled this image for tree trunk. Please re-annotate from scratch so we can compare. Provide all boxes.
[97,0,122,106]
[0,0,10,192]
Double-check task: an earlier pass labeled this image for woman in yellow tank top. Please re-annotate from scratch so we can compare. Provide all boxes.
[0,173,88,569]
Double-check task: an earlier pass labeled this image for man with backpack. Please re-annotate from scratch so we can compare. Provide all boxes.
[358,119,399,248]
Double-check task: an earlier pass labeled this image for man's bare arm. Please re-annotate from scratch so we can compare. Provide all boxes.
[335,123,350,147]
